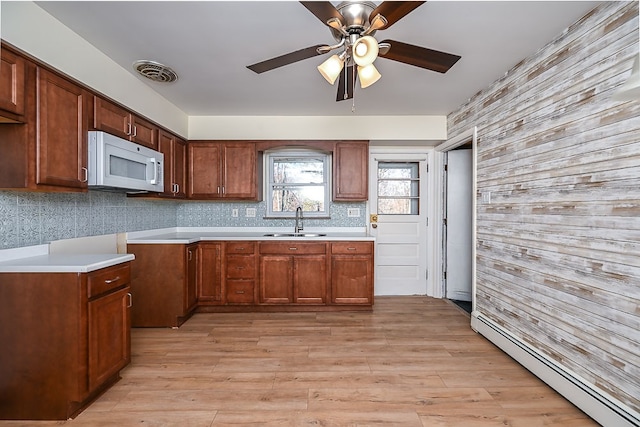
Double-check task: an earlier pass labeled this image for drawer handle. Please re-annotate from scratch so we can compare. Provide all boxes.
[104,276,121,284]
[235,290,245,294]
[347,248,357,251]
[236,266,245,270]
[289,247,298,251]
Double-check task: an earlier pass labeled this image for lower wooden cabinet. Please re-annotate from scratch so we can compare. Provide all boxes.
[127,240,373,319]
[259,242,328,304]
[331,242,374,305]
[198,242,223,304]
[127,243,198,327]
[0,262,131,420]
[224,242,257,304]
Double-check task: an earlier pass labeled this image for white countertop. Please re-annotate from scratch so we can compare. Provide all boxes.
[126,227,375,244]
[0,253,134,273]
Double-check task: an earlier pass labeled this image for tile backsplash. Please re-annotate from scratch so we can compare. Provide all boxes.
[0,191,366,249]
[177,201,367,228]
[0,191,177,249]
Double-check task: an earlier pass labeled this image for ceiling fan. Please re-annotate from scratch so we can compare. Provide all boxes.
[246,1,461,102]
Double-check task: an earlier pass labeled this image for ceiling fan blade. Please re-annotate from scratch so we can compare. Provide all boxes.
[247,45,326,74]
[369,1,425,30]
[300,1,345,28]
[378,39,461,73]
[336,65,355,102]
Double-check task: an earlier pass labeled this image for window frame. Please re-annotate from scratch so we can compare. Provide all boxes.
[264,149,332,218]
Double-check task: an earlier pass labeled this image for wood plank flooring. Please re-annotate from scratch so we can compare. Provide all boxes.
[0,297,597,426]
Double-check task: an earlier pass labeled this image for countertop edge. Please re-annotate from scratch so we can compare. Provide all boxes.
[0,254,135,273]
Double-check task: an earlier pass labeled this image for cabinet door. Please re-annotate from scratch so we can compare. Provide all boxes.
[185,244,198,312]
[333,142,369,201]
[294,255,327,304]
[259,255,293,304]
[93,96,130,140]
[0,48,26,120]
[173,138,187,198]
[159,131,187,198]
[331,255,373,305]
[188,142,222,198]
[88,286,131,391]
[222,143,258,199]
[198,243,222,303]
[36,68,89,189]
[157,130,175,195]
[131,115,158,149]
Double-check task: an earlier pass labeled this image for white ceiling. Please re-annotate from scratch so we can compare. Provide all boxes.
[35,1,602,117]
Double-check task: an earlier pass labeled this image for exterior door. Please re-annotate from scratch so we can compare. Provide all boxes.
[369,153,429,295]
[444,149,473,301]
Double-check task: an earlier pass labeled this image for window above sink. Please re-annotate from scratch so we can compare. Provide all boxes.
[265,149,331,219]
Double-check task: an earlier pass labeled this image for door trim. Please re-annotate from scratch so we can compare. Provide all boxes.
[434,127,477,309]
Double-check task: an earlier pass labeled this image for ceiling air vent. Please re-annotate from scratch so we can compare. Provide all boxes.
[133,60,178,83]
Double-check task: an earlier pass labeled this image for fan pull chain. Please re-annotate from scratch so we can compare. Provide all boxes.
[352,62,357,113]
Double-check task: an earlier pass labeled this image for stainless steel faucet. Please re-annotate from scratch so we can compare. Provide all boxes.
[295,206,304,233]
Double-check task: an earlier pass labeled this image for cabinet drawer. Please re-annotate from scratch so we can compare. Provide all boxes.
[226,242,255,254]
[88,263,131,298]
[331,242,373,255]
[226,280,255,303]
[259,242,326,255]
[226,256,255,279]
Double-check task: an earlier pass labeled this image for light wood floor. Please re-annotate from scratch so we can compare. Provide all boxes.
[1,297,597,426]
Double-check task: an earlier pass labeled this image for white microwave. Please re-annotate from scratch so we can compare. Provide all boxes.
[88,131,164,192]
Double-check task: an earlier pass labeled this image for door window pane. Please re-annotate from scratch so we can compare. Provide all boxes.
[377,162,419,215]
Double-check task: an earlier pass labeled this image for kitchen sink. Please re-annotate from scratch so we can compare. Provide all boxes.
[263,233,327,237]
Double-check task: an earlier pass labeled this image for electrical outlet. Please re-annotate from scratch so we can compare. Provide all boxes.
[347,208,360,217]
[245,208,256,217]
[482,192,491,204]
[232,208,239,218]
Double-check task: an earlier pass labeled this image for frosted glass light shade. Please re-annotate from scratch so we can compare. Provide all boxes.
[352,36,379,66]
[317,55,344,85]
[358,64,381,88]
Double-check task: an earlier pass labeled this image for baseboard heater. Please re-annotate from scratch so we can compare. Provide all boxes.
[471,311,640,427]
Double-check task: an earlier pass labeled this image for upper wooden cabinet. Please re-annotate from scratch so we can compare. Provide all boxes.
[0,47,26,122]
[158,129,187,198]
[187,141,260,200]
[333,141,369,201]
[36,68,90,189]
[93,96,158,149]
[0,62,90,192]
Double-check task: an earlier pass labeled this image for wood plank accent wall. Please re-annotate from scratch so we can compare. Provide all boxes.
[447,2,639,414]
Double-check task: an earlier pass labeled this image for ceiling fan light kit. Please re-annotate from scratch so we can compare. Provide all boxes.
[318,54,345,85]
[358,63,382,88]
[352,36,379,66]
[247,1,461,102]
